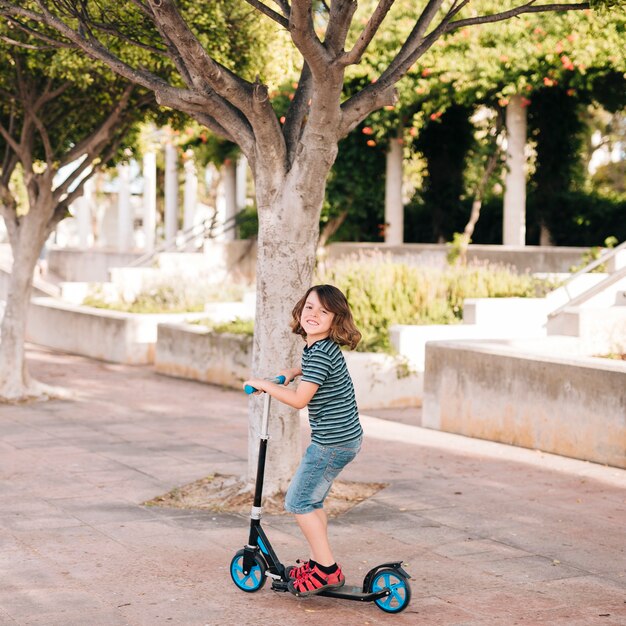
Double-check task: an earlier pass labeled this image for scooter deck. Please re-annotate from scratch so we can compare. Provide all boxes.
[271,580,390,603]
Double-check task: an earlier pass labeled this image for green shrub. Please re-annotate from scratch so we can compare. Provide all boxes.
[194,317,254,336]
[83,279,247,314]
[317,253,558,352]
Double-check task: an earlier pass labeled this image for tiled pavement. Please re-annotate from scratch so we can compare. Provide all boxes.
[1,345,625,625]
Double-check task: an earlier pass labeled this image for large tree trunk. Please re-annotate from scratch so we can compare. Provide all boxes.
[0,206,54,401]
[247,144,336,492]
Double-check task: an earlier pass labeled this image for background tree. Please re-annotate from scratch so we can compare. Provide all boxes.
[405,5,626,244]
[0,32,155,400]
[0,0,621,492]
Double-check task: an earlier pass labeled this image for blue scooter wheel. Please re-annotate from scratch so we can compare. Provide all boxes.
[230,549,267,592]
[370,567,411,613]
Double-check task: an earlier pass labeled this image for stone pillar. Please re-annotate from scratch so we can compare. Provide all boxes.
[77,177,94,249]
[384,138,404,245]
[164,142,178,246]
[503,95,527,246]
[236,155,248,210]
[221,159,237,242]
[183,153,198,233]
[117,162,133,251]
[142,151,157,252]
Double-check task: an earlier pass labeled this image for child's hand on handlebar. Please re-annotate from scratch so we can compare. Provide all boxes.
[243,378,266,394]
[278,367,301,384]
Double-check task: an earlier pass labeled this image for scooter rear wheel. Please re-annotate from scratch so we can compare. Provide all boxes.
[230,549,267,592]
[370,567,411,613]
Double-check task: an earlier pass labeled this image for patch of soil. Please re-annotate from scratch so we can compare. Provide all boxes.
[144,473,387,517]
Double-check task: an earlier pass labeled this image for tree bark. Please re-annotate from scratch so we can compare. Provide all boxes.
[248,153,332,490]
[0,205,54,400]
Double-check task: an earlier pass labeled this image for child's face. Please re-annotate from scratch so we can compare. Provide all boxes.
[300,290,335,344]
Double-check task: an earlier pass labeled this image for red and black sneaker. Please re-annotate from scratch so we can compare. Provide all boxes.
[288,563,345,597]
[285,559,311,580]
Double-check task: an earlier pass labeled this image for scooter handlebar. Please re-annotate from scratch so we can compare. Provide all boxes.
[244,375,286,395]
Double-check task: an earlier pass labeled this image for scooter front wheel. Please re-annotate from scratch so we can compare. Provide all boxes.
[370,567,411,613]
[230,549,267,592]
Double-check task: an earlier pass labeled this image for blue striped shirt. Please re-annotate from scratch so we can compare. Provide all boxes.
[301,338,362,446]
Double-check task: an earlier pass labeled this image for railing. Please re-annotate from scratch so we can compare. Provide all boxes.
[128,209,244,268]
[548,239,626,318]
[559,239,626,301]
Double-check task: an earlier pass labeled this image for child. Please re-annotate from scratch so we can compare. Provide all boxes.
[243,284,362,597]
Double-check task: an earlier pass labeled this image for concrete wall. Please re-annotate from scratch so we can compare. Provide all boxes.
[326,243,591,274]
[423,340,626,469]
[155,323,253,388]
[48,248,143,282]
[155,322,422,409]
[26,297,204,364]
[547,306,626,354]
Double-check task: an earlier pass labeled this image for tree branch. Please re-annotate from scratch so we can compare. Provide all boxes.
[0,122,22,170]
[62,84,135,166]
[324,0,358,57]
[379,0,448,83]
[341,0,395,65]
[0,1,258,151]
[443,2,591,32]
[283,62,313,165]
[243,0,289,27]
[289,0,333,76]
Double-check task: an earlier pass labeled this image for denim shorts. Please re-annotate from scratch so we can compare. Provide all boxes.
[284,437,362,514]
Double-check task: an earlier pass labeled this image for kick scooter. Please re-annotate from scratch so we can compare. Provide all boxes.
[229,377,411,614]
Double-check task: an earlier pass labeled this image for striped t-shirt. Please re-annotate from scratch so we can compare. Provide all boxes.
[301,337,362,446]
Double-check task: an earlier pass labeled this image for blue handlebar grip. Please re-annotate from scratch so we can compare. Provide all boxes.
[244,375,286,394]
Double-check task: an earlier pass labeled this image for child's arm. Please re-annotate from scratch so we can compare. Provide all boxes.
[242,377,318,410]
[278,366,302,383]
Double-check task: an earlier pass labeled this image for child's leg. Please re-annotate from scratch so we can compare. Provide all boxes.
[295,508,333,566]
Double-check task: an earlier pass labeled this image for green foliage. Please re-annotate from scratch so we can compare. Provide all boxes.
[569,236,619,272]
[412,105,476,242]
[526,191,626,245]
[236,205,259,240]
[204,317,255,336]
[317,254,556,352]
[83,280,246,314]
[323,121,387,242]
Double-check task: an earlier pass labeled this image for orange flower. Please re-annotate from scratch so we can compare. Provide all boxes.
[280,116,286,124]
[366,139,376,147]
[421,68,431,77]
[362,126,374,135]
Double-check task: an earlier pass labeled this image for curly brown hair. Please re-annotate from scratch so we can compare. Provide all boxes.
[291,284,361,350]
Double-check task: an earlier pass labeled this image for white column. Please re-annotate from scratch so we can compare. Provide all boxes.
[183,154,198,233]
[164,142,178,245]
[384,138,404,245]
[221,159,237,242]
[77,177,94,249]
[503,95,527,246]
[142,151,157,252]
[236,155,248,211]
[117,162,133,251]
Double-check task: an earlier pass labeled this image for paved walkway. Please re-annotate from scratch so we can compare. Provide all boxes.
[1,345,625,626]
